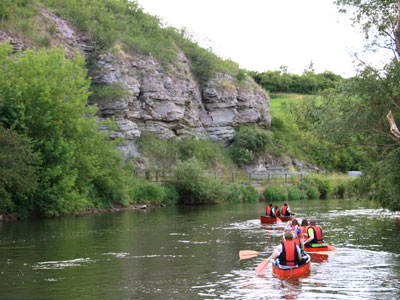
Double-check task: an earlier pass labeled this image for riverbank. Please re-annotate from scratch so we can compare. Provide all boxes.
[0,203,160,222]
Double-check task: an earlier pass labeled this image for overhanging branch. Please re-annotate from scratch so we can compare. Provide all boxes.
[386,110,400,140]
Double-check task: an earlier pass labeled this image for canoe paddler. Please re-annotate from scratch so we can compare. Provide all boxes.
[269,231,307,267]
[266,203,274,217]
[304,218,325,248]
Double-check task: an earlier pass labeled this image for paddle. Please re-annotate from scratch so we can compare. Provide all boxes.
[327,245,337,251]
[239,250,269,259]
[255,258,270,276]
[308,250,335,255]
[303,243,337,255]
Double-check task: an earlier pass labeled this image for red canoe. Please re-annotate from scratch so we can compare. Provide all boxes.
[272,254,311,278]
[260,215,294,224]
[304,244,336,254]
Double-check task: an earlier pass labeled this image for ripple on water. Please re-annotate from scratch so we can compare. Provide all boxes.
[33,258,93,270]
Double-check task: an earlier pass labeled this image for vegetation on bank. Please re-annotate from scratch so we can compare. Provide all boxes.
[0,41,365,218]
[2,0,400,216]
[263,174,355,202]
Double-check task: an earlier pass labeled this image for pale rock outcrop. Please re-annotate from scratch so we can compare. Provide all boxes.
[0,9,271,160]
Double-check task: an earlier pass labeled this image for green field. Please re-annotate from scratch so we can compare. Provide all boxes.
[269,93,322,115]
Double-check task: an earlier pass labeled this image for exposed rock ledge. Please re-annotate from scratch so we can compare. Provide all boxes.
[1,9,270,160]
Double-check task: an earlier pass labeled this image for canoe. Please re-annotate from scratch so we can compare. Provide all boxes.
[272,254,311,278]
[304,244,336,254]
[260,215,294,224]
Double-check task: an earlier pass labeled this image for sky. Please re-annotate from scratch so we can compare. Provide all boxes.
[137,0,389,77]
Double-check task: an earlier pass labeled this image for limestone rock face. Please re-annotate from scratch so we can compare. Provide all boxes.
[90,49,270,154]
[0,9,271,159]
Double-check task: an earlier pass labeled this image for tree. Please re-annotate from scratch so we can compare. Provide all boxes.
[0,43,128,216]
[335,0,400,57]
[314,1,400,210]
[0,127,38,217]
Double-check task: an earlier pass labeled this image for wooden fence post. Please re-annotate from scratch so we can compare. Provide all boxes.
[215,171,218,180]
[155,170,159,182]
[249,173,252,183]
[285,173,288,183]
[232,171,235,183]
[268,173,271,184]
[301,173,304,182]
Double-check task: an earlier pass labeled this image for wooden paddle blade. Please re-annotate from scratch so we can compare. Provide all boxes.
[239,250,259,259]
[276,217,282,222]
[310,250,336,255]
[255,259,270,275]
[327,245,337,251]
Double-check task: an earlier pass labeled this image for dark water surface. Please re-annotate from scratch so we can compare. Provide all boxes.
[1,198,399,299]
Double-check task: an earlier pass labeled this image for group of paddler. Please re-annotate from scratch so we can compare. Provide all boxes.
[265,202,293,217]
[240,204,336,277]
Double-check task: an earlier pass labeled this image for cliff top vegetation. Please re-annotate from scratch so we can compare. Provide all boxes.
[0,0,244,82]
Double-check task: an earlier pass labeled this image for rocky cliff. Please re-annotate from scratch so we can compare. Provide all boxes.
[0,9,270,160]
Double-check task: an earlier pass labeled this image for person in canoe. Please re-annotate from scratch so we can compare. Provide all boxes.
[304,218,325,248]
[269,231,307,267]
[284,219,300,233]
[281,202,293,216]
[300,219,309,239]
[266,203,274,217]
[292,230,305,255]
[274,205,281,217]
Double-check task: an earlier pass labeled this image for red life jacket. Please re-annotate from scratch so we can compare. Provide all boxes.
[294,237,300,247]
[279,241,299,266]
[266,206,273,216]
[281,205,289,216]
[275,209,281,217]
[307,225,323,244]
[300,226,308,239]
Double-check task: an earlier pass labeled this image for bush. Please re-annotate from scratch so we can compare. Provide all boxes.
[288,186,307,200]
[230,125,273,166]
[162,183,179,206]
[175,158,228,204]
[335,182,346,199]
[241,184,259,203]
[305,176,332,199]
[226,184,242,203]
[264,186,288,202]
[131,181,165,204]
[296,182,319,199]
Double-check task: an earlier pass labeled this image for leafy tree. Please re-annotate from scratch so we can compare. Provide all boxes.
[0,43,128,216]
[335,0,399,56]
[312,1,400,209]
[0,127,38,217]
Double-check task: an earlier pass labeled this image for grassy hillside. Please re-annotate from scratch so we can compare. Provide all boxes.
[0,0,245,82]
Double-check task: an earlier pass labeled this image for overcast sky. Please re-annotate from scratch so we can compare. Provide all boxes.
[137,0,389,77]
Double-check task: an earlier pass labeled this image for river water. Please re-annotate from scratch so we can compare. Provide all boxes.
[0,198,399,300]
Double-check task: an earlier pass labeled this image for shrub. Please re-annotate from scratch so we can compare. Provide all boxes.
[226,184,242,203]
[131,181,165,204]
[241,184,259,203]
[296,182,319,199]
[162,183,179,206]
[306,176,332,199]
[335,182,346,199]
[230,125,273,166]
[175,158,228,204]
[288,186,307,200]
[264,186,288,202]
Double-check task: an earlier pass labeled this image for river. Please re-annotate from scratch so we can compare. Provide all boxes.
[0,198,399,299]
